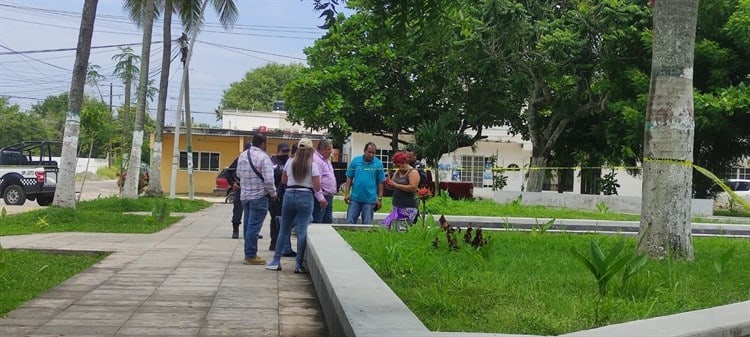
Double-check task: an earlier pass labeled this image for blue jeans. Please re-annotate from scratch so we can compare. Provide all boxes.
[243,195,269,259]
[346,200,375,224]
[312,194,334,224]
[271,189,314,269]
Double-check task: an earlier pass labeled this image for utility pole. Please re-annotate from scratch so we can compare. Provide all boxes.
[185,68,194,200]
[109,82,113,113]
[169,1,208,198]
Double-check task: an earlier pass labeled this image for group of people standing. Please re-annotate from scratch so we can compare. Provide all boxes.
[342,143,426,228]
[224,134,336,274]
[225,135,427,274]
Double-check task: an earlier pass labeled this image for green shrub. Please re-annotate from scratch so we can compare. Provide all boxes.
[96,166,118,179]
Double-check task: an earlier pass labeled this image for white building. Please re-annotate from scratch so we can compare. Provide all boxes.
[219,109,750,199]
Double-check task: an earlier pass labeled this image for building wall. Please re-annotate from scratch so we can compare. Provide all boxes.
[160,133,244,194]
[159,133,321,194]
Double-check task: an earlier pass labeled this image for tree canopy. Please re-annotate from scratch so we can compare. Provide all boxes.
[220,63,305,112]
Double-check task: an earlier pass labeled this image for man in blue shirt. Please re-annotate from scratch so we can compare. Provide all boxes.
[343,142,385,224]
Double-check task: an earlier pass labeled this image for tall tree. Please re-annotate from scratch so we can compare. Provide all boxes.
[111,46,140,178]
[285,4,507,151]
[220,63,305,111]
[53,0,99,208]
[0,98,52,146]
[138,0,237,196]
[122,0,156,198]
[638,0,700,260]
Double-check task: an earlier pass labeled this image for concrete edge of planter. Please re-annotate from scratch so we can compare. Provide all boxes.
[306,223,750,337]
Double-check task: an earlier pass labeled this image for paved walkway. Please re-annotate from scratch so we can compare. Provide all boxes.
[0,203,328,337]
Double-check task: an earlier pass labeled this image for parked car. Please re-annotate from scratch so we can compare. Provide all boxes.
[215,168,236,203]
[0,141,59,206]
[715,178,750,210]
[728,179,750,194]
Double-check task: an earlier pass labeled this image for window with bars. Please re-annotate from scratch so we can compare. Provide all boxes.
[375,149,393,170]
[726,167,750,180]
[179,151,220,171]
[459,155,485,187]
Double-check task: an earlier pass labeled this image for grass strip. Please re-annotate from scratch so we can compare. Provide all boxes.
[339,225,750,335]
[0,249,107,316]
[0,196,211,236]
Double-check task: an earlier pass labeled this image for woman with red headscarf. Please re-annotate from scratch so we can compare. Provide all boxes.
[382,151,420,229]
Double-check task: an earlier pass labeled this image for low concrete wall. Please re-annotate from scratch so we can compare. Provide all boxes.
[306,222,750,337]
[493,191,714,216]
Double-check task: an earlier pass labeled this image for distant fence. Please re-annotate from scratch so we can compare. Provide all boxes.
[50,157,109,174]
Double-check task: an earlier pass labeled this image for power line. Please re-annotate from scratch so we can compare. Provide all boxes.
[198,41,306,61]
[0,40,165,56]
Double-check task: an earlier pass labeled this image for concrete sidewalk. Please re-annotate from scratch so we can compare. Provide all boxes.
[0,203,327,337]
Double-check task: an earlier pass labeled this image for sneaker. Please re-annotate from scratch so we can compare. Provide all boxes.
[282,251,297,257]
[294,266,307,274]
[265,261,281,271]
[232,231,239,239]
[243,256,266,265]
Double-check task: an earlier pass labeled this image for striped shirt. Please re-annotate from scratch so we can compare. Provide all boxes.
[237,146,276,201]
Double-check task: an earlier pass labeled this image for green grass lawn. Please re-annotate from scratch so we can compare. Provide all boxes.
[333,194,750,223]
[0,196,212,236]
[339,225,750,335]
[0,196,212,316]
[0,249,108,316]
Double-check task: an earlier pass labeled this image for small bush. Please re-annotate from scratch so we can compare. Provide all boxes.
[96,166,118,180]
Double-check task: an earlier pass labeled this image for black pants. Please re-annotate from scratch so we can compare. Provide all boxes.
[232,190,242,233]
[268,196,282,247]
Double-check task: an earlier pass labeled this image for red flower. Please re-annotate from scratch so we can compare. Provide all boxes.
[417,187,433,200]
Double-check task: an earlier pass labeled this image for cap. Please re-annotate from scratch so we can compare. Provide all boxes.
[297,138,313,149]
[277,143,290,152]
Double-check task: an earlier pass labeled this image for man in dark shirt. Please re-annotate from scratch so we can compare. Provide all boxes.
[268,143,295,256]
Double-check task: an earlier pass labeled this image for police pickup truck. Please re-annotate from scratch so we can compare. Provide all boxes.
[0,141,60,206]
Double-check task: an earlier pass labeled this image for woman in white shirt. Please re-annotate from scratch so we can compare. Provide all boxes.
[266,138,321,273]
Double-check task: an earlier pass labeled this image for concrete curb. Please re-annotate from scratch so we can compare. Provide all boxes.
[307,222,750,337]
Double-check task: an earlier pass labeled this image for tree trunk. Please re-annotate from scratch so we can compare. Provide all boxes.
[123,0,155,198]
[53,0,98,208]
[526,149,547,192]
[145,0,172,197]
[638,0,698,260]
[119,67,132,195]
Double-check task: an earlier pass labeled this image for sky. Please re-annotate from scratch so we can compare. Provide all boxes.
[0,0,341,126]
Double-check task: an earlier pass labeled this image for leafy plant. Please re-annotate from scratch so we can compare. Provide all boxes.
[713,246,736,274]
[35,216,50,230]
[596,201,609,214]
[570,238,632,296]
[486,155,508,191]
[146,200,170,223]
[510,194,523,207]
[493,173,508,191]
[596,171,620,195]
[532,218,555,236]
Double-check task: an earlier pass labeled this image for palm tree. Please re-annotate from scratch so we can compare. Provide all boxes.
[121,0,238,196]
[638,0,699,260]
[86,64,106,103]
[122,0,156,198]
[53,0,99,208]
[111,46,140,190]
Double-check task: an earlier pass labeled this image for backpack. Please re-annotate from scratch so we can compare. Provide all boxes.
[415,166,429,188]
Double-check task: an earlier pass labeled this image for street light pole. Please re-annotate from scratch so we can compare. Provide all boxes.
[169,1,207,198]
